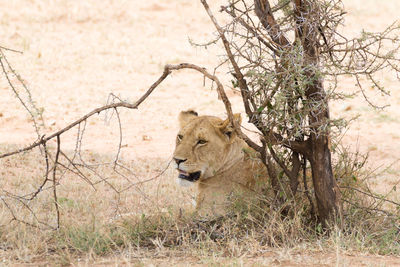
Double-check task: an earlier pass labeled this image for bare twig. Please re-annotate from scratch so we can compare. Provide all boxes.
[340,185,400,207]
[0,49,43,138]
[0,45,23,54]
[201,0,254,123]
[53,135,61,229]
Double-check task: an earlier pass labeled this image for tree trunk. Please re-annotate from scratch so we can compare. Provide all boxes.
[253,0,341,225]
[309,127,340,225]
[294,0,341,226]
[305,65,341,226]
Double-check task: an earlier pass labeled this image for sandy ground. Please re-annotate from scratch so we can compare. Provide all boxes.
[1,0,399,266]
[75,252,400,267]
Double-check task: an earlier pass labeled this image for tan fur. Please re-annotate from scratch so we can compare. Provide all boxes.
[173,110,267,218]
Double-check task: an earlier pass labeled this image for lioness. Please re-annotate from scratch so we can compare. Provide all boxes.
[173,110,267,217]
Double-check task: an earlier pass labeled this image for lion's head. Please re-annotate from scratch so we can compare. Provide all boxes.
[173,110,244,187]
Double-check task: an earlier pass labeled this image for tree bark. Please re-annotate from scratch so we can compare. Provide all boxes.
[308,105,340,225]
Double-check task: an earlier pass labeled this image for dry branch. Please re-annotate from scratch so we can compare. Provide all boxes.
[0,66,170,159]
[200,0,255,125]
[254,0,291,48]
[0,63,261,158]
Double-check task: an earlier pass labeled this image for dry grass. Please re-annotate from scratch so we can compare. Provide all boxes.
[0,144,185,264]
[1,145,399,266]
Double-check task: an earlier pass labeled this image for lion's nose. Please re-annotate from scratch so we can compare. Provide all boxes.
[174,157,187,166]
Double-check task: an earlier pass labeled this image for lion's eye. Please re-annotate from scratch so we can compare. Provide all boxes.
[197,139,207,145]
[177,134,183,141]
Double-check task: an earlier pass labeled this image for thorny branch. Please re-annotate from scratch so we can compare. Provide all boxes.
[0,65,171,159]
[0,49,44,139]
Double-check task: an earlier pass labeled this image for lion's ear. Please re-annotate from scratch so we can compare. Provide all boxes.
[219,113,241,140]
[178,110,198,128]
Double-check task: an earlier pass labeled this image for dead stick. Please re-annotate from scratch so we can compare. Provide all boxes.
[53,135,61,229]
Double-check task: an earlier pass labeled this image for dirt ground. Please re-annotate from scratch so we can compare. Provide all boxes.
[1,0,400,266]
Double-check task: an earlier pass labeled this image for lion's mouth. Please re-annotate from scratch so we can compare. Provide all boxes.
[178,170,201,182]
